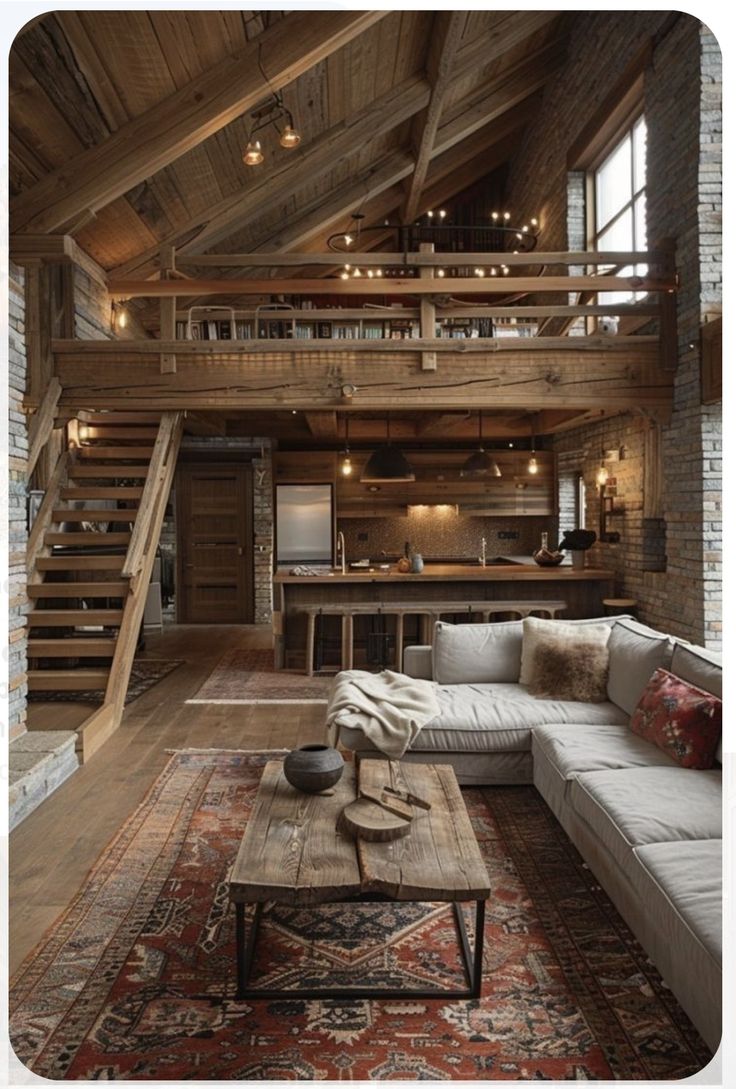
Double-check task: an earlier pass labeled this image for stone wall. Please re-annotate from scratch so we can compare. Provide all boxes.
[7,262,29,740]
[506,12,722,646]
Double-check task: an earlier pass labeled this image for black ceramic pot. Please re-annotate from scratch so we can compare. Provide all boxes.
[283,744,345,793]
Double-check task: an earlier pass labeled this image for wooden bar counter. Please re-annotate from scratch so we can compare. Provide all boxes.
[273,562,616,671]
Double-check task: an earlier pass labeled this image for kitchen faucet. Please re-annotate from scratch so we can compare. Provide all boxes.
[337,531,346,575]
[479,536,487,567]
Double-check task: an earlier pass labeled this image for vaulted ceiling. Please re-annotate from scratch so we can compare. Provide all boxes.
[10,9,567,281]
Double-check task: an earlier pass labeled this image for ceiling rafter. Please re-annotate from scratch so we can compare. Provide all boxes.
[11,9,387,235]
[401,11,467,224]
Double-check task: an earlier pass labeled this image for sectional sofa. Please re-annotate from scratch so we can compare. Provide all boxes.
[335,616,722,1053]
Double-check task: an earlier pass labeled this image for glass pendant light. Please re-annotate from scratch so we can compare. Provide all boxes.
[279,123,301,148]
[361,416,415,482]
[462,412,502,477]
[243,139,264,166]
[339,416,353,477]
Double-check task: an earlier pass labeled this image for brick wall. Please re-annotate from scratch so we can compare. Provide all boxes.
[7,262,29,740]
[506,12,722,646]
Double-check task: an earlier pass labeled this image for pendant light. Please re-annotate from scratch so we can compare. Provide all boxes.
[242,139,264,166]
[339,416,353,477]
[361,416,415,482]
[462,412,502,477]
[279,123,301,149]
[528,418,539,475]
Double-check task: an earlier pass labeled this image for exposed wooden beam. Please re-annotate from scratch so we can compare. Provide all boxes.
[175,251,661,269]
[53,343,671,413]
[402,12,466,223]
[184,412,227,437]
[110,76,429,280]
[305,412,339,440]
[55,11,130,131]
[108,275,674,299]
[11,10,387,234]
[434,39,565,159]
[417,412,472,437]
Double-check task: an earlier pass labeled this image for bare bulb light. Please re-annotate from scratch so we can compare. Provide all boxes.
[340,455,353,477]
[243,139,263,166]
[528,455,539,475]
[116,306,128,329]
[596,464,609,487]
[279,124,301,149]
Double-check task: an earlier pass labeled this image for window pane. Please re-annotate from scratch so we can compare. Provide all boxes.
[633,117,647,191]
[595,136,632,230]
[634,193,647,249]
[597,207,634,252]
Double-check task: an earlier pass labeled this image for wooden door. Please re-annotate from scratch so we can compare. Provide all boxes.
[177,464,254,623]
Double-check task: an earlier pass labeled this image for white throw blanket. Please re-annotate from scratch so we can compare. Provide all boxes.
[326,669,440,758]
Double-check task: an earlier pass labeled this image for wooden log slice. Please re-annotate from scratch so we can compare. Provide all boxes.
[340,798,412,842]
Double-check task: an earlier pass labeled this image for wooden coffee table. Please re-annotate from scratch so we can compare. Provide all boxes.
[228,758,491,1000]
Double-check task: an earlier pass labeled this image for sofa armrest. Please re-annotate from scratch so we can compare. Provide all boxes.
[403,645,433,679]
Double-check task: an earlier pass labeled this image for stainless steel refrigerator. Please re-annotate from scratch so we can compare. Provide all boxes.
[275,483,334,566]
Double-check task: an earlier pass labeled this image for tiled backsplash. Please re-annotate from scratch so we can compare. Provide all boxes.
[338,514,554,560]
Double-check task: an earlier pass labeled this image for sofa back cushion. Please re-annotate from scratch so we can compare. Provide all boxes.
[671,642,723,764]
[606,617,673,715]
[519,616,618,685]
[630,667,722,769]
[433,621,522,684]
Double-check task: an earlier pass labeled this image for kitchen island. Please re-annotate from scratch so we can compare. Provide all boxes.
[273,562,615,671]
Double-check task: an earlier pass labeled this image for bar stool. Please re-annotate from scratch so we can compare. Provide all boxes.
[602,597,638,618]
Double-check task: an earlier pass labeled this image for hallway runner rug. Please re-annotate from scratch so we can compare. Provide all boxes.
[186,648,331,704]
[27,658,185,705]
[9,750,711,1081]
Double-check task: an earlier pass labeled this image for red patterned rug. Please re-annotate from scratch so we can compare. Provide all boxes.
[10,751,711,1081]
[186,649,331,704]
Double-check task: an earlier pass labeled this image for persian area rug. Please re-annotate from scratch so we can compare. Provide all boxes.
[10,751,711,1081]
[27,659,184,705]
[186,648,331,704]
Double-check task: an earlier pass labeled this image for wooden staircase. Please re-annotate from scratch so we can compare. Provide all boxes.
[26,410,183,760]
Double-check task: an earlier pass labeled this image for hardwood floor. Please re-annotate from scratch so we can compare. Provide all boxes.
[10,624,327,977]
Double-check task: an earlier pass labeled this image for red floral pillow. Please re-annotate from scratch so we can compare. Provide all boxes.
[630,667,722,769]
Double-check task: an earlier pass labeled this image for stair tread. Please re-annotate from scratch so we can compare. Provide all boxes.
[80,412,162,424]
[29,639,117,656]
[28,609,124,625]
[29,582,127,598]
[78,447,154,459]
[37,556,126,570]
[45,532,131,546]
[83,427,159,438]
[28,670,110,691]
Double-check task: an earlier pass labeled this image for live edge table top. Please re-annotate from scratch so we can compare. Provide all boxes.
[229,759,491,906]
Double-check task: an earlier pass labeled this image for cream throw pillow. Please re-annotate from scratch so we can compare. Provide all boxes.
[520,618,614,701]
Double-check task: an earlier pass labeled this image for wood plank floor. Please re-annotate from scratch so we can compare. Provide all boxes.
[10,624,327,977]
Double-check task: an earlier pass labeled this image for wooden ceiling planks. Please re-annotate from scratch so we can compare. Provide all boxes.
[9,8,571,277]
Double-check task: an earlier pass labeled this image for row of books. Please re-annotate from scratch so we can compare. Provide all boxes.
[174,316,538,340]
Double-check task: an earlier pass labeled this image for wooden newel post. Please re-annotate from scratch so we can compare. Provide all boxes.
[160,245,177,374]
[419,242,437,372]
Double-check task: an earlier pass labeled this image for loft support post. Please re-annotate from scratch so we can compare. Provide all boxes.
[419,242,437,372]
[160,245,177,374]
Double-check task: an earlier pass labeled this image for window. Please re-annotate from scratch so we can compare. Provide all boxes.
[591,116,647,302]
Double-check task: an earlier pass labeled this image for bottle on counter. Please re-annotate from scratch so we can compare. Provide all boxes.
[532,531,564,567]
[397,540,411,573]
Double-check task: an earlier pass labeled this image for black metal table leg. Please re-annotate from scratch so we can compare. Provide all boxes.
[235,901,263,999]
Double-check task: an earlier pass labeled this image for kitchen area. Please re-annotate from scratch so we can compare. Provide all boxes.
[272,445,614,672]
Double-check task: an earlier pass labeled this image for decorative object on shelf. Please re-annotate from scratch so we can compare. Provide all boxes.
[410,551,424,574]
[533,532,564,567]
[283,744,344,793]
[558,528,597,570]
[361,416,415,482]
[339,416,353,477]
[461,411,502,477]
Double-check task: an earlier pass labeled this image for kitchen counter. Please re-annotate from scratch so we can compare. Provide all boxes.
[273,562,616,670]
[274,562,613,582]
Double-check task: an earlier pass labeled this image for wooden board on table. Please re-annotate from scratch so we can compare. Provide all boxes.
[229,759,362,905]
[357,760,491,901]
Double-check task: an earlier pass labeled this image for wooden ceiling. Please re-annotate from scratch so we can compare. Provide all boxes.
[10,9,566,282]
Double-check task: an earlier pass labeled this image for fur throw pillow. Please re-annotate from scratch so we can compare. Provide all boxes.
[527,628,610,702]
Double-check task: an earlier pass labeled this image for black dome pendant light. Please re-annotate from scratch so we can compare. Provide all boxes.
[462,411,502,477]
[361,415,415,482]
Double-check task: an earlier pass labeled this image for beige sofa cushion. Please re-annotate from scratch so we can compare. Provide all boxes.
[570,766,722,878]
[432,620,522,684]
[606,618,673,714]
[532,722,677,780]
